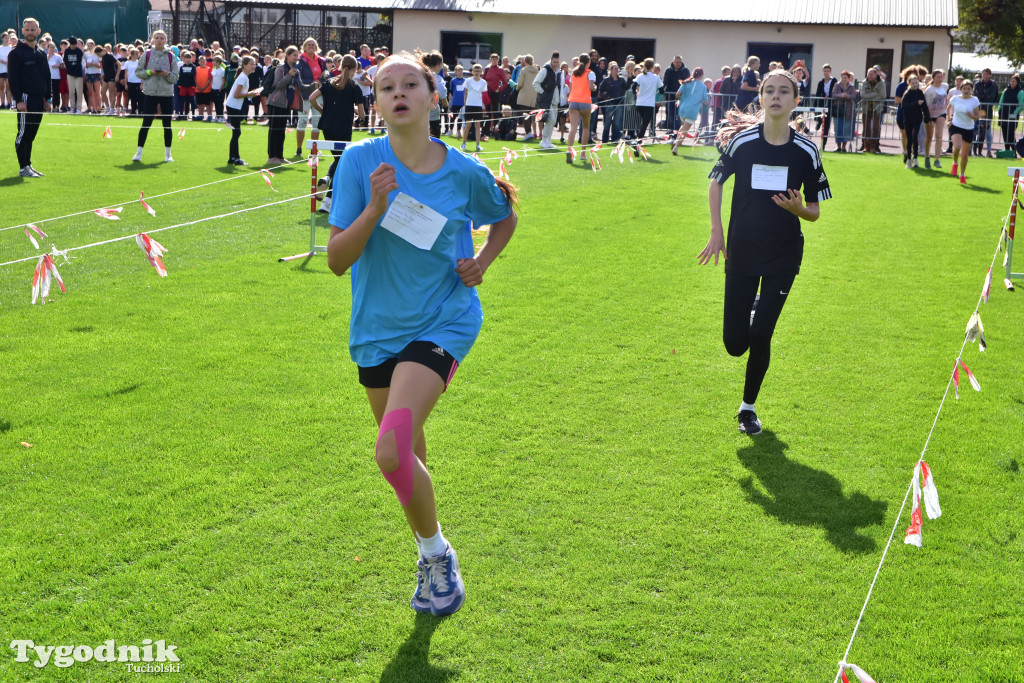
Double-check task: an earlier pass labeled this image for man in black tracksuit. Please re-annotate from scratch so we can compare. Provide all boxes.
[9,18,52,177]
[973,68,999,157]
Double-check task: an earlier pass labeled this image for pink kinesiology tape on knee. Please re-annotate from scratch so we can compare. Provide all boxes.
[377,408,414,506]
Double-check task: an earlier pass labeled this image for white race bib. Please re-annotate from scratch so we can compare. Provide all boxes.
[379,192,448,251]
[751,164,790,192]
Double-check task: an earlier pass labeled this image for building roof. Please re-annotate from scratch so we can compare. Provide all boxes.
[214,0,959,28]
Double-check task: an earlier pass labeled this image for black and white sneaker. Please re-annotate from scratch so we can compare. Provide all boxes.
[28,166,45,177]
[18,166,41,178]
[737,410,762,435]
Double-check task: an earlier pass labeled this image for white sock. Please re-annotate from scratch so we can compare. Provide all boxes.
[740,401,756,414]
[416,524,447,559]
[165,147,172,155]
[136,146,143,155]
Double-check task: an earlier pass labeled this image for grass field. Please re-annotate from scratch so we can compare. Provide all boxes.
[0,113,1022,682]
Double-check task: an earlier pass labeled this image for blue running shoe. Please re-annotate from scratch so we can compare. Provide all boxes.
[425,545,465,616]
[411,558,431,613]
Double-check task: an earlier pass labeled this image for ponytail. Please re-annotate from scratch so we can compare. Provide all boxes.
[715,108,764,147]
[494,176,519,209]
[572,54,589,78]
[331,54,357,89]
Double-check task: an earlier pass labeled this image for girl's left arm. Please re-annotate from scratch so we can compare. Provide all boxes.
[455,210,518,287]
[771,189,819,222]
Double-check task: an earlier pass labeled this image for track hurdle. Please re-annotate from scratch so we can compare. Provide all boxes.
[279,139,348,262]
[1005,167,1024,290]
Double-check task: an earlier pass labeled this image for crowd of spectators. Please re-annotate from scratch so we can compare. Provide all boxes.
[3,24,1023,163]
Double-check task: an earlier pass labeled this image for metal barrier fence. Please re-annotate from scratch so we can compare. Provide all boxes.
[678,92,1020,153]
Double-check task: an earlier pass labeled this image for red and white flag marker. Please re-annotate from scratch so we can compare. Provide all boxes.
[953,358,981,399]
[178,127,186,140]
[839,661,877,683]
[102,125,112,139]
[24,224,47,249]
[140,192,157,217]
[94,207,123,221]
[31,254,66,305]
[904,460,942,548]
[136,232,168,277]
[982,267,992,303]
[260,169,276,191]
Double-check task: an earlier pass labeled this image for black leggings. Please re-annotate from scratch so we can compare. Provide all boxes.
[227,106,243,160]
[905,119,922,158]
[127,83,142,115]
[1002,120,1018,151]
[723,272,797,405]
[267,104,288,159]
[636,105,655,142]
[138,95,173,147]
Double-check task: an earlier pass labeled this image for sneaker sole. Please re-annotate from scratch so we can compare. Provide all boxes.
[430,590,464,617]
[411,598,431,614]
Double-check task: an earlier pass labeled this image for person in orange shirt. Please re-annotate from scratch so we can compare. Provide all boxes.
[194,55,213,121]
[565,53,596,164]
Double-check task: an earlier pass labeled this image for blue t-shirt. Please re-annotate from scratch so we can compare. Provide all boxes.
[328,136,513,366]
[449,76,466,107]
[676,80,709,120]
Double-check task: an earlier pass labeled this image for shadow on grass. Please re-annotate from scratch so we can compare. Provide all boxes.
[0,176,26,187]
[959,183,1001,194]
[102,383,143,398]
[116,163,162,171]
[737,431,887,554]
[0,417,11,433]
[379,612,459,683]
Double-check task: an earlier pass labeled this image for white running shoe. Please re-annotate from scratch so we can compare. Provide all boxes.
[411,558,431,614]
[538,140,556,150]
[164,152,174,163]
[318,196,332,214]
[424,544,465,616]
[132,150,143,162]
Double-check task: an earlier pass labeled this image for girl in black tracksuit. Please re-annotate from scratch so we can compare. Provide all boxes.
[699,69,832,435]
[901,74,930,168]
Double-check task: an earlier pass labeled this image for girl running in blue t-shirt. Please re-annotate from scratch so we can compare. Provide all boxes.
[326,51,518,616]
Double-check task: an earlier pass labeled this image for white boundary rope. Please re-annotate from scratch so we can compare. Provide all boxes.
[0,194,310,269]
[831,196,1014,683]
[0,158,308,235]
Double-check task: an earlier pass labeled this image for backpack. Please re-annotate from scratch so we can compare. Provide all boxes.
[262,63,277,93]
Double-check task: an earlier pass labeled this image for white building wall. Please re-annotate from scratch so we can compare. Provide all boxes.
[394,11,952,78]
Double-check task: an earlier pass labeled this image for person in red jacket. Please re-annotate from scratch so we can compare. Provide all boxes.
[482,53,507,137]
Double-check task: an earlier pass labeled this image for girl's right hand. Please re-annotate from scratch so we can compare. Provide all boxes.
[368,163,398,216]
[697,229,726,266]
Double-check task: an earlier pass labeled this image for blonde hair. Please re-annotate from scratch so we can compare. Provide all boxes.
[330,54,357,89]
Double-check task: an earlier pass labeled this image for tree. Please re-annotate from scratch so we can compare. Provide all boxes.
[958,0,1024,66]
